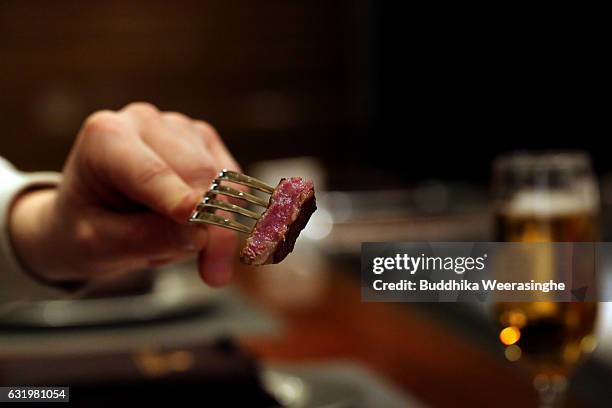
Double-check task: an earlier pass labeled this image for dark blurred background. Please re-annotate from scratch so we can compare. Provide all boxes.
[1,1,607,187]
[0,0,360,179]
[1,2,612,407]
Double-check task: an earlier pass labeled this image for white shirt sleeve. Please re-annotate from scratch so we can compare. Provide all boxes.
[0,157,68,307]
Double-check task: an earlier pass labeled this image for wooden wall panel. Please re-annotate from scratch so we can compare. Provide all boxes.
[0,0,356,170]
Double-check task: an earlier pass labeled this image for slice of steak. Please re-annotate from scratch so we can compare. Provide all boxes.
[240,177,316,265]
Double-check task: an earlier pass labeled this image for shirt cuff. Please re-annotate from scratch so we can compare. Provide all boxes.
[0,167,68,308]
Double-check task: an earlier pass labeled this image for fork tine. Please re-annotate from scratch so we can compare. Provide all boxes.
[189,211,252,234]
[189,170,276,233]
[217,169,275,194]
[197,197,260,219]
[209,182,270,207]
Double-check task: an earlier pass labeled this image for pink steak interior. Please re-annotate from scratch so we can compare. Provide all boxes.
[241,177,316,265]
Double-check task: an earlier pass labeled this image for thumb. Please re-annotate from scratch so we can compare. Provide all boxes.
[78,114,197,223]
[198,225,238,287]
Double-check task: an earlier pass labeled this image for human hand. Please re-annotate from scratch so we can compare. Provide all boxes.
[9,102,240,287]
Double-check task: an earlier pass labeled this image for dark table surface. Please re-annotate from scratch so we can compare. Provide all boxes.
[235,260,610,408]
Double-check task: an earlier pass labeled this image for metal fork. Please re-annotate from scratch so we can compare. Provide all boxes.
[189,169,275,234]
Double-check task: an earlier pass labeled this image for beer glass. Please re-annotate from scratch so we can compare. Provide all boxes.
[492,152,599,408]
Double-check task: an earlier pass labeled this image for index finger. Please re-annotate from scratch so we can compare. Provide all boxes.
[82,115,197,223]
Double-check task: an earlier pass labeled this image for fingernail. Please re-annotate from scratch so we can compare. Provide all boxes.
[173,190,199,223]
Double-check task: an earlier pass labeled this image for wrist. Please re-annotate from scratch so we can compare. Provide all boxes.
[8,188,66,284]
